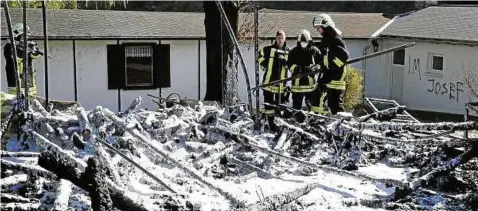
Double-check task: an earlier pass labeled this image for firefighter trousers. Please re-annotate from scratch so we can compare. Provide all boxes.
[292,92,313,111]
[263,90,286,132]
[311,87,345,115]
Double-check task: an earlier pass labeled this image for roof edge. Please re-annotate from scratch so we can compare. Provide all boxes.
[380,35,478,46]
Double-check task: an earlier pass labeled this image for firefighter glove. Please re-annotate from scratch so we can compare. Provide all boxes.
[284,86,291,103]
[277,54,287,65]
[311,64,321,72]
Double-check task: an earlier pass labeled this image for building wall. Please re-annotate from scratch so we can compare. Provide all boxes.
[362,39,392,99]
[374,39,478,114]
[1,38,371,112]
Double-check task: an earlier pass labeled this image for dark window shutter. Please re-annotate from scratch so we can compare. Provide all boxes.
[153,44,171,88]
[107,44,125,89]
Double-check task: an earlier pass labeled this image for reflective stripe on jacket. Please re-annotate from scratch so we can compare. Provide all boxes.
[258,43,290,93]
[319,41,350,91]
[287,43,321,93]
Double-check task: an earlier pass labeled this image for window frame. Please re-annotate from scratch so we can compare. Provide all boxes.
[392,48,405,66]
[122,42,157,90]
[426,52,445,77]
[107,42,171,90]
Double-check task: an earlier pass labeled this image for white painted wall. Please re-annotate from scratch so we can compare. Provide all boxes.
[370,39,478,115]
[75,40,118,111]
[1,38,372,112]
[362,39,392,99]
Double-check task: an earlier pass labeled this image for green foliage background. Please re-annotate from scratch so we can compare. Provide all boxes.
[343,66,364,111]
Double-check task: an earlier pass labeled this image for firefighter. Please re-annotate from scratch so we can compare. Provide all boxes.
[310,13,350,115]
[3,23,43,98]
[287,29,321,111]
[257,30,290,132]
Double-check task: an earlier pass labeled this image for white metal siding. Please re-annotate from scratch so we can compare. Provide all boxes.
[363,39,392,99]
[398,41,477,114]
[75,40,118,111]
[161,40,200,102]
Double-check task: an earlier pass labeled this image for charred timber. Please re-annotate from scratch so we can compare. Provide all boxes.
[37,151,151,211]
[352,121,478,132]
[1,151,40,157]
[100,107,245,207]
[1,159,57,180]
[0,202,41,211]
[96,137,176,193]
[119,96,141,118]
[394,140,478,200]
[1,193,39,203]
[244,181,322,210]
[76,107,92,137]
[212,125,405,187]
[30,131,87,173]
[51,179,72,211]
[357,106,406,122]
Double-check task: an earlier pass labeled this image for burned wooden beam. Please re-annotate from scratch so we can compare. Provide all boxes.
[76,107,92,137]
[1,151,40,158]
[37,151,151,211]
[358,106,406,122]
[96,137,176,193]
[1,159,57,180]
[51,179,72,211]
[352,121,478,132]
[100,107,245,207]
[30,131,87,173]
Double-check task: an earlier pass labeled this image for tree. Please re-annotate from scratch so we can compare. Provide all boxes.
[6,0,127,10]
[203,1,240,103]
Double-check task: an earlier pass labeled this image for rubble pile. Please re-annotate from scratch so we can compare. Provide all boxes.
[1,96,478,211]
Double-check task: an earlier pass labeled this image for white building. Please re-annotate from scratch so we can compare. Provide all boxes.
[366,6,478,115]
[1,8,389,111]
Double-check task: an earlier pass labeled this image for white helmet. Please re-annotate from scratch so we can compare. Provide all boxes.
[312,13,342,36]
[12,22,30,38]
[298,29,312,42]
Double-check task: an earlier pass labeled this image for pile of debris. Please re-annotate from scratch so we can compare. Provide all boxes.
[1,96,478,211]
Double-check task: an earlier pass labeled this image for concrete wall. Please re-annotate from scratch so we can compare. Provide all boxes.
[1,38,371,112]
[367,38,478,115]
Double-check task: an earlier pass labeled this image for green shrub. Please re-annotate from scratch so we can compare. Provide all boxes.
[343,65,364,111]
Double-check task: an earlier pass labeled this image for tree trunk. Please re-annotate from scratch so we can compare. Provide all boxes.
[203,1,238,103]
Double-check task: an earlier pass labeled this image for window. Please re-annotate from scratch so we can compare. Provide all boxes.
[393,49,405,65]
[107,43,171,90]
[432,56,443,71]
[426,53,444,77]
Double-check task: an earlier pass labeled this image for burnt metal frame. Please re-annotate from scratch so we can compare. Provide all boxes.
[215,1,253,115]
[254,2,260,130]
[464,102,478,140]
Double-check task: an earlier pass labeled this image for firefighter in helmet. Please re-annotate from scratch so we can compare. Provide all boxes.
[257,30,290,132]
[3,22,43,97]
[287,29,321,111]
[310,14,349,115]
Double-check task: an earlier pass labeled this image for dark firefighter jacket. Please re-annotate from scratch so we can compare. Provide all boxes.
[287,42,321,93]
[316,34,350,90]
[258,42,290,93]
[3,42,41,95]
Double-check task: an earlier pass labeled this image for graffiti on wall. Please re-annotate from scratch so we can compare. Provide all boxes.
[427,79,464,102]
[408,57,422,80]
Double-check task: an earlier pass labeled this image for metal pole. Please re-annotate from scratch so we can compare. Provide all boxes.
[22,0,29,110]
[42,0,49,106]
[215,1,253,114]
[464,104,469,140]
[254,3,260,130]
[220,9,225,106]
